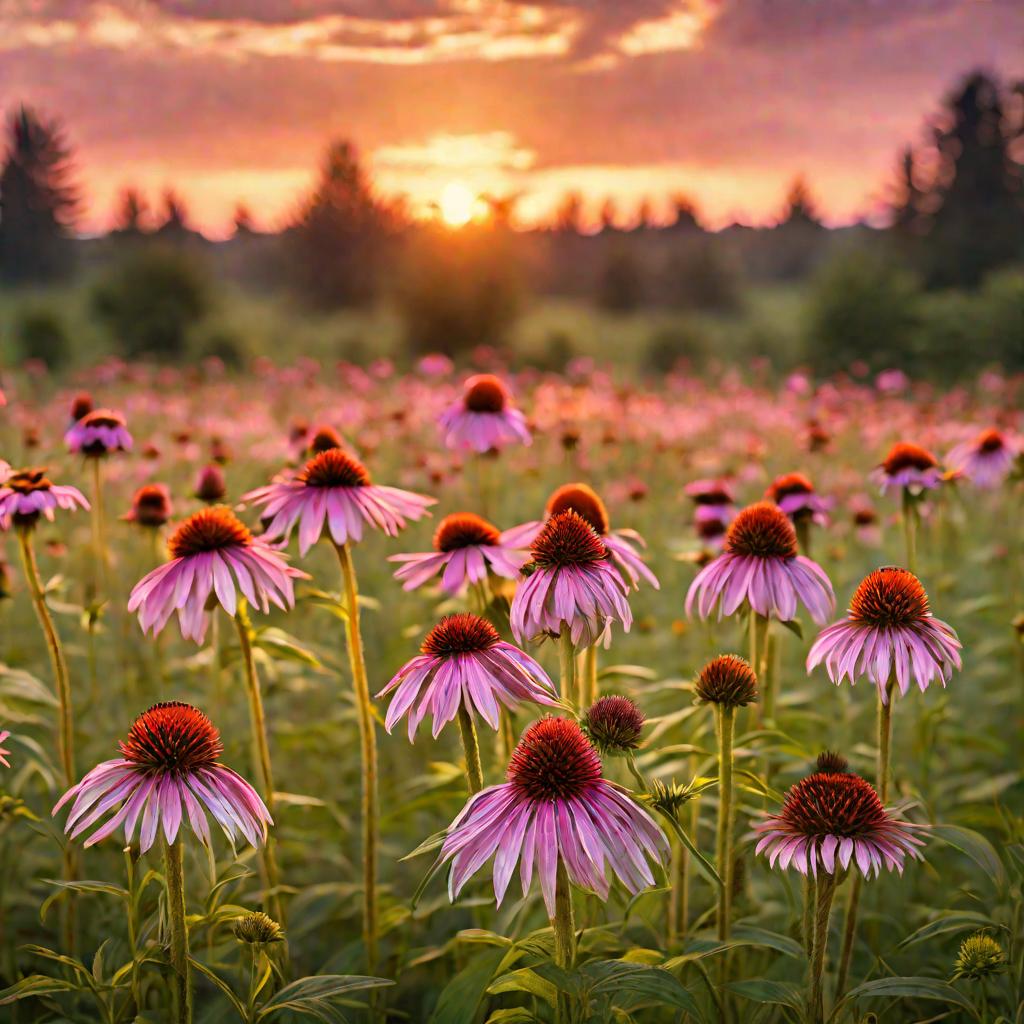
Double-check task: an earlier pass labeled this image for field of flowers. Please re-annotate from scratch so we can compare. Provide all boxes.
[0,355,1020,1024]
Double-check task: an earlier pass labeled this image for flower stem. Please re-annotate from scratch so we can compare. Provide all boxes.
[552,858,576,1024]
[456,704,485,795]
[558,629,576,707]
[808,871,838,1024]
[901,489,917,575]
[17,527,78,950]
[749,612,770,726]
[233,606,284,927]
[90,456,107,598]
[582,644,598,707]
[715,706,736,941]
[802,873,818,960]
[334,542,379,981]
[163,837,192,1024]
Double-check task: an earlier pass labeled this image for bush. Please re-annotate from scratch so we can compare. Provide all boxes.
[14,305,70,368]
[395,228,524,356]
[91,247,210,359]
[644,322,712,374]
[978,267,1024,371]
[665,238,741,313]
[804,248,921,375]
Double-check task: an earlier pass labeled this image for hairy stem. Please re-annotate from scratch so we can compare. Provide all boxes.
[582,644,598,707]
[552,858,576,1024]
[334,542,379,982]
[558,628,577,707]
[163,837,192,1024]
[901,489,917,575]
[715,706,736,942]
[808,871,838,1024]
[456,704,484,795]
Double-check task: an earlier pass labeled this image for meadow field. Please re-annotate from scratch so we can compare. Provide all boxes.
[0,357,1020,1023]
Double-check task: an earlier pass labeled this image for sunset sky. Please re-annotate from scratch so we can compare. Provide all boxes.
[2,0,1022,236]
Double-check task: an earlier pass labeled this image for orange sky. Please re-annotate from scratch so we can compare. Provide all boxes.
[2,0,1022,236]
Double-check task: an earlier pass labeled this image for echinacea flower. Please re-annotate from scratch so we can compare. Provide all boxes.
[122,483,172,528]
[65,408,133,456]
[68,391,93,425]
[952,932,1007,981]
[234,911,285,946]
[389,512,527,594]
[53,702,271,852]
[377,613,558,739]
[439,716,668,913]
[806,566,961,703]
[511,510,632,649]
[0,468,89,530]
[754,767,924,877]
[128,506,305,643]
[505,483,659,590]
[244,448,434,555]
[684,478,735,528]
[946,429,1019,489]
[871,442,943,495]
[0,728,10,768]
[685,502,834,624]
[438,374,531,453]
[766,472,830,527]
[694,655,758,708]
[195,464,227,504]
[582,695,645,755]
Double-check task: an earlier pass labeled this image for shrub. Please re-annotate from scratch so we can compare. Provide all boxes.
[91,247,209,359]
[15,305,70,368]
[644,322,712,374]
[804,248,921,375]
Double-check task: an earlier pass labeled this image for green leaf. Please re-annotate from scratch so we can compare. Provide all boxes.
[597,664,659,681]
[897,911,993,949]
[42,878,129,900]
[488,968,557,1007]
[584,961,702,1018]
[259,974,394,1021]
[777,618,804,639]
[930,824,1007,890]
[253,627,321,667]
[0,974,76,1004]
[188,958,247,1021]
[428,947,506,1024]
[485,1011,540,1024]
[728,979,804,1010]
[841,976,976,1013]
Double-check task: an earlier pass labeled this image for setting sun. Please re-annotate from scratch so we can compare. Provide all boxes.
[439,181,477,227]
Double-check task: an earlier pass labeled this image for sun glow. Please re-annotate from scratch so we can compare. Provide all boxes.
[439,181,478,227]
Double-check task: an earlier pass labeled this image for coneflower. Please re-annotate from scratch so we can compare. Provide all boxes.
[122,483,173,530]
[389,512,527,597]
[194,464,227,504]
[871,442,943,572]
[765,472,830,555]
[377,614,557,792]
[54,703,271,1024]
[438,374,531,453]
[947,428,1019,489]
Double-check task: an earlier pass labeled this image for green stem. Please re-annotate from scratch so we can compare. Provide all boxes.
[901,490,917,575]
[583,644,598,707]
[808,871,838,1024]
[715,706,736,942]
[334,542,379,981]
[125,847,142,1016]
[90,456,107,598]
[233,607,284,927]
[552,858,576,1024]
[456,704,484,795]
[803,872,818,961]
[796,516,812,558]
[558,629,576,707]
[834,874,860,1002]
[17,527,78,951]
[163,837,192,1024]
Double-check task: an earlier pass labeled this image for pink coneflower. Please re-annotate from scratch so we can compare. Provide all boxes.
[806,567,961,704]
[438,374,531,453]
[244,448,434,556]
[871,442,943,495]
[377,613,558,740]
[505,483,659,591]
[685,502,834,624]
[684,478,735,528]
[0,468,89,530]
[511,510,632,649]
[388,512,527,595]
[65,408,133,456]
[122,483,172,528]
[947,429,1019,489]
[53,702,270,852]
[439,716,667,912]
[68,391,93,425]
[0,728,11,768]
[194,464,227,504]
[128,506,304,643]
[766,472,830,527]
[754,768,924,877]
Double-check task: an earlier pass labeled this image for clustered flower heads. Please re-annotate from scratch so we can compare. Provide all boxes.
[807,567,961,703]
[583,695,646,754]
[128,506,305,643]
[244,447,435,554]
[439,374,531,453]
[0,468,89,530]
[389,512,527,594]
[952,931,1007,981]
[377,613,558,740]
[439,716,668,914]
[685,501,835,624]
[755,767,925,877]
[65,408,133,456]
[694,654,759,708]
[511,510,632,649]
[53,702,271,852]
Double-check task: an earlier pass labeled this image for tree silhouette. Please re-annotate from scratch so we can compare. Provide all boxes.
[286,140,400,308]
[553,191,584,234]
[780,176,821,227]
[0,105,79,283]
[667,194,702,233]
[113,187,147,236]
[920,70,1024,288]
